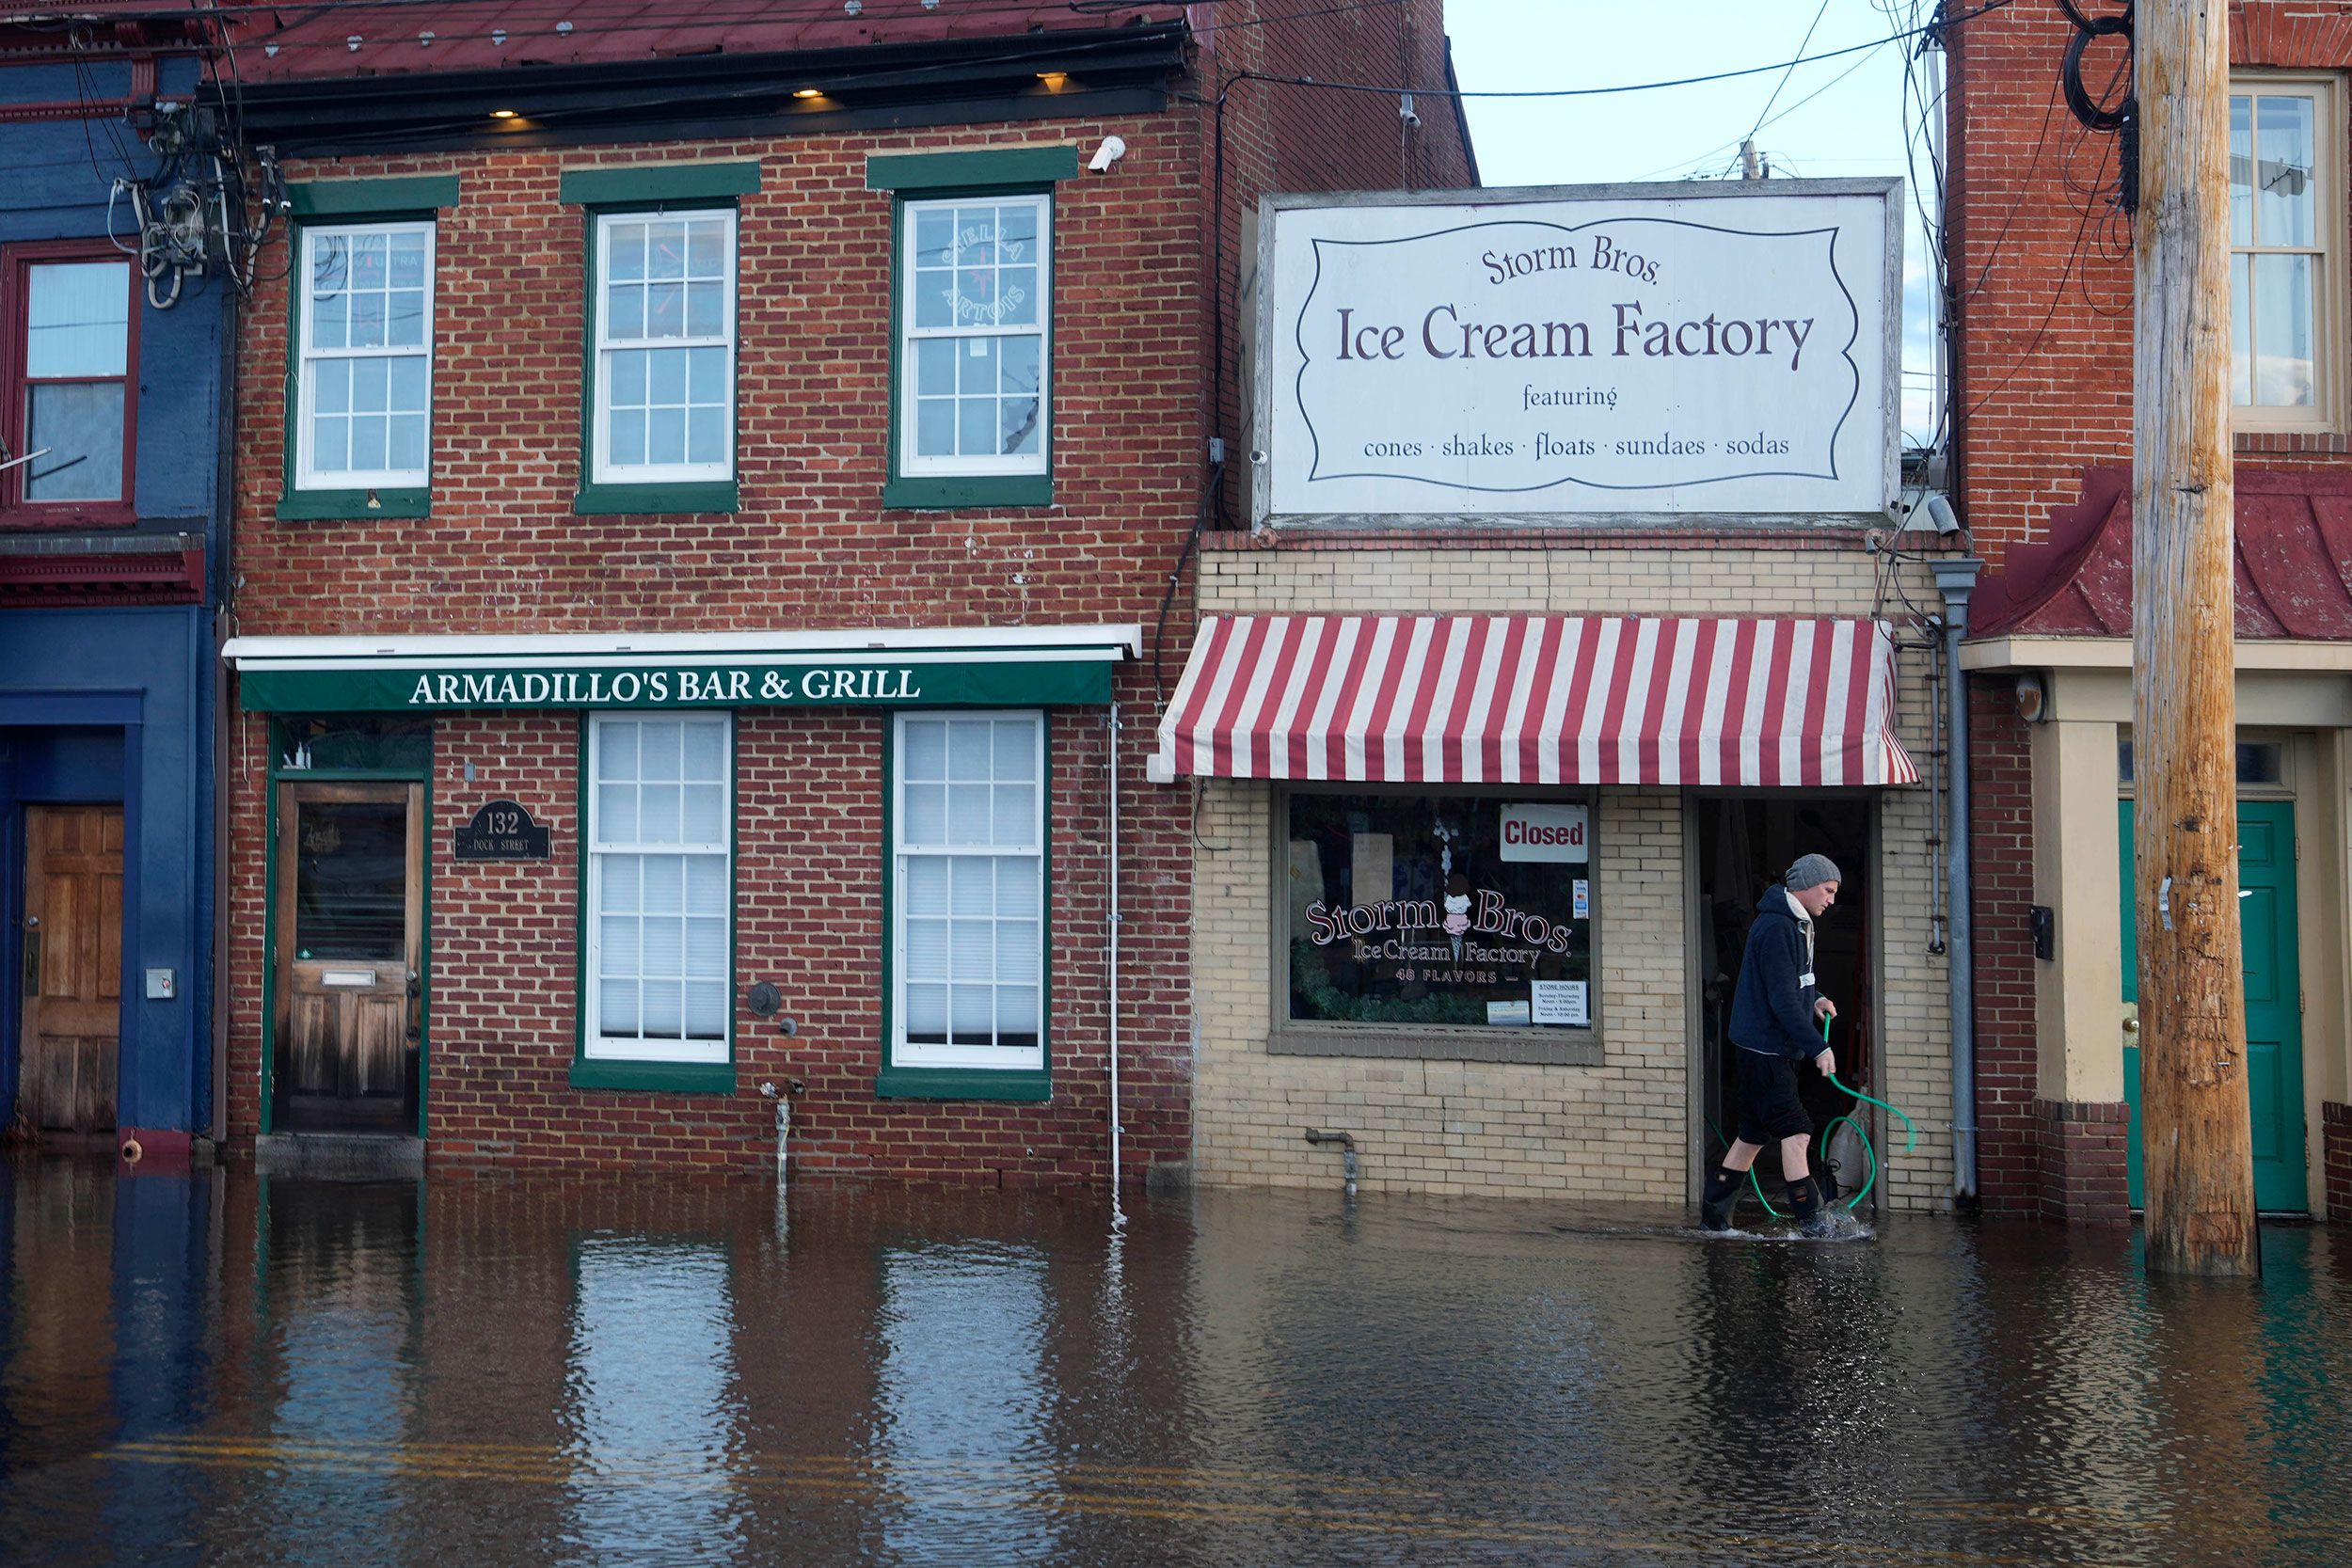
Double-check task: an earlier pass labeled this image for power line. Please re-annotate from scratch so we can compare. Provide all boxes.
[1743,0,1833,150]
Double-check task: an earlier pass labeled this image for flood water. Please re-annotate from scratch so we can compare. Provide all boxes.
[2,1159,2347,1566]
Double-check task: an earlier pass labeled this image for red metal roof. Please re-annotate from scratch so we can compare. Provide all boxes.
[1972,467,2352,641]
[192,1,1191,83]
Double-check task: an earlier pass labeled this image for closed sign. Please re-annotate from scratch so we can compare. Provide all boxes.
[1499,802,1587,863]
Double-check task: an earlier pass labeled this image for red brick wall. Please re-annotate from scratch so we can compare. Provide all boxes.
[1969,678,2040,1214]
[2036,1097,2131,1226]
[1949,1,2352,566]
[2326,1101,2352,1224]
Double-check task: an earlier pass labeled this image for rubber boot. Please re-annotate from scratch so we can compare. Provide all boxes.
[1699,1164,1744,1231]
[1786,1176,1836,1239]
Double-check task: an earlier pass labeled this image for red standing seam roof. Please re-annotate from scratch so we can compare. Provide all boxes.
[49,2,1198,82]
[1970,467,2352,641]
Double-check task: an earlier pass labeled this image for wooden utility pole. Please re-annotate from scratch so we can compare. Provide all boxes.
[2132,0,2258,1275]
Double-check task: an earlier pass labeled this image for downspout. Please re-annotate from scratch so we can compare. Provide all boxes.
[1929,539,1983,1200]
[1107,702,1124,1220]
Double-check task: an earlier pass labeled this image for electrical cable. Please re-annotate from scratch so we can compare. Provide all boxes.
[1742,0,1833,154]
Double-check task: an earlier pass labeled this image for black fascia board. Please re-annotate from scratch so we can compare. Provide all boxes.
[215,24,1191,158]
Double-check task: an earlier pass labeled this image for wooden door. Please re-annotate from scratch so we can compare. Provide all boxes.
[273,783,423,1133]
[18,806,124,1133]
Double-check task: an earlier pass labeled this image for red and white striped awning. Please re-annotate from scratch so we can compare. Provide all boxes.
[1153,615,1918,787]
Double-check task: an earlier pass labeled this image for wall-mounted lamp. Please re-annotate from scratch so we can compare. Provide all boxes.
[1087,135,1127,172]
[489,108,519,119]
[2014,672,2048,723]
[793,87,824,99]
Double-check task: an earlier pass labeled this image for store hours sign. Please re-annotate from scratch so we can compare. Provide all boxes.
[1255,181,1899,521]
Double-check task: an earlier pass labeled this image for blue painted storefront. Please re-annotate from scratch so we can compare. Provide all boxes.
[1,50,226,1144]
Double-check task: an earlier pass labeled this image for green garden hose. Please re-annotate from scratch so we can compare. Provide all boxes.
[1706,1015,1921,1221]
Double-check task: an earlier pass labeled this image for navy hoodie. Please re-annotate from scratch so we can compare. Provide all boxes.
[1729,887,1824,1061]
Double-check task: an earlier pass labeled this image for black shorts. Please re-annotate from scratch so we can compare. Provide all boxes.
[1734,1049,1814,1144]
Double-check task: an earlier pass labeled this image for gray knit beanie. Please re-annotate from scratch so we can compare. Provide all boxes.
[1785,853,1842,892]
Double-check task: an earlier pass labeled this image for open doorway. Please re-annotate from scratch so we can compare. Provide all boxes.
[1693,794,1875,1204]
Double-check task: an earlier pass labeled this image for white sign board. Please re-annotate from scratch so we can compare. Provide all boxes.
[1497,801,1589,863]
[1256,182,1899,521]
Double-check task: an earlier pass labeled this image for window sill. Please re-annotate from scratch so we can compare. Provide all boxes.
[278,488,429,522]
[874,1066,1051,1102]
[1270,1026,1603,1068]
[574,480,739,515]
[570,1058,738,1094]
[882,475,1052,511]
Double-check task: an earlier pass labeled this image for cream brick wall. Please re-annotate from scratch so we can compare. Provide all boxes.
[1187,543,1958,1212]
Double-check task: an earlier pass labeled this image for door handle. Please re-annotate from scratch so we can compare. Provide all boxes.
[20,926,38,995]
[406,972,422,1040]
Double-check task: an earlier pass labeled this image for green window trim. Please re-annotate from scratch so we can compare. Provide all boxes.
[572,712,740,1091]
[874,1066,1051,1103]
[278,487,430,522]
[866,147,1079,191]
[881,475,1052,511]
[885,188,1057,510]
[574,480,739,516]
[287,175,461,217]
[576,201,743,515]
[560,162,762,206]
[570,1060,739,1095]
[877,710,1055,1101]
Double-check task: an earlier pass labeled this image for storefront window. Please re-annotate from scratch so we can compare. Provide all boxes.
[1285,793,1594,1037]
[584,714,732,1065]
[888,712,1045,1079]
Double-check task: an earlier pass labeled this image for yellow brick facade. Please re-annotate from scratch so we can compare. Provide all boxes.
[1187,542,1957,1212]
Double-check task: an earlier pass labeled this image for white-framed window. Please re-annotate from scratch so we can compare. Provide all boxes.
[585,714,732,1064]
[295,221,434,491]
[898,194,1050,477]
[890,711,1045,1072]
[2230,74,2341,431]
[591,209,737,484]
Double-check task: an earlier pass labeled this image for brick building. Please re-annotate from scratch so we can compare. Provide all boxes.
[1950,3,2352,1222]
[205,2,1474,1182]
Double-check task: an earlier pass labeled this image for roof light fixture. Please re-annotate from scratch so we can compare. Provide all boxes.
[793,88,824,99]
[490,108,519,119]
[1037,71,1069,91]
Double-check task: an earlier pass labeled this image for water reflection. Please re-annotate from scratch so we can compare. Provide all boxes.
[563,1237,746,1566]
[0,1165,2348,1567]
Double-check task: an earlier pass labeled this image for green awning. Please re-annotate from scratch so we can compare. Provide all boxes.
[226,626,1139,714]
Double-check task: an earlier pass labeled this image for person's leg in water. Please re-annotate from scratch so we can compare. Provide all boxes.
[1701,1135,1761,1230]
[1776,1132,1833,1236]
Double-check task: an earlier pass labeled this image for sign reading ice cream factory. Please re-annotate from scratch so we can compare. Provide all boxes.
[1255,181,1899,521]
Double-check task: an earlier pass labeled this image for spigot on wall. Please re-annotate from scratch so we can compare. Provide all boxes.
[1303,1128,1359,1196]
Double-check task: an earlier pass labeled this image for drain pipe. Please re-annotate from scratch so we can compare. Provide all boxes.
[1107,703,1124,1217]
[1303,1128,1359,1196]
[758,1077,804,1184]
[1928,540,1983,1201]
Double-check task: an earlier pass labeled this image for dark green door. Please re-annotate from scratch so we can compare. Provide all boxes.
[2120,799,2306,1212]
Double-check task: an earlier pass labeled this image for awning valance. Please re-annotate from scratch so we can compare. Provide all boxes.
[225,625,1139,714]
[1152,615,1918,787]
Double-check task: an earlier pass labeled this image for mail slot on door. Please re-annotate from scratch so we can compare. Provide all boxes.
[322,970,378,987]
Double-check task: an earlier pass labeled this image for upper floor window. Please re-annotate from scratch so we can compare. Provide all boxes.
[2,249,135,523]
[2230,75,2342,432]
[588,209,738,490]
[897,194,1051,483]
[295,222,435,493]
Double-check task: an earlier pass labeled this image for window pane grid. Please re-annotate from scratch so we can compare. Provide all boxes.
[893,713,1044,1065]
[595,212,734,482]
[588,716,731,1059]
[298,223,433,488]
[2228,86,2328,416]
[900,195,1048,474]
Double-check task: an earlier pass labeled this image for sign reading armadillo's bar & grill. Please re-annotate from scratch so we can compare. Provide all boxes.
[236,656,1114,714]
[1257,180,1899,521]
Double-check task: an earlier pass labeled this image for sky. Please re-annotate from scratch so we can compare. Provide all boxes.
[1444,1,1947,444]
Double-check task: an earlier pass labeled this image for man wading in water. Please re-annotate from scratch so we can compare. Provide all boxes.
[1700,854,1843,1237]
